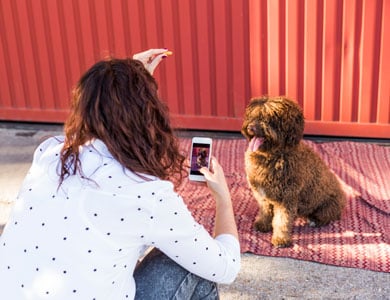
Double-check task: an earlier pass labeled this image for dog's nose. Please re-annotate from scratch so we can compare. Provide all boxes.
[247,123,257,134]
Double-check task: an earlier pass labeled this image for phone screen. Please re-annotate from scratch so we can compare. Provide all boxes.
[190,143,211,176]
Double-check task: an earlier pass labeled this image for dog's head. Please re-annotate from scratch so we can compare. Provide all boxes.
[241,96,304,151]
[198,149,207,158]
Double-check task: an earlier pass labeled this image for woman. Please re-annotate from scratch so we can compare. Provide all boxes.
[0,49,240,299]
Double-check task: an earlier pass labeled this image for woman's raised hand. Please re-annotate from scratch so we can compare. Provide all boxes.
[133,48,172,75]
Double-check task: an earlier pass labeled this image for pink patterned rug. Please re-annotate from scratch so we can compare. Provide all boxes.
[177,138,390,273]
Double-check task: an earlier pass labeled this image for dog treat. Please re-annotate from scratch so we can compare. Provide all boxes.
[164,51,173,56]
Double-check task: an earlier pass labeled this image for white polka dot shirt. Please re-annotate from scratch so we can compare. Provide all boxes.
[0,137,240,299]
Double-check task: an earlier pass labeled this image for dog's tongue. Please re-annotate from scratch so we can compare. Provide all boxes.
[248,137,264,152]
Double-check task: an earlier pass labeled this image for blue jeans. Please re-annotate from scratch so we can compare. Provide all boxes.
[134,248,219,300]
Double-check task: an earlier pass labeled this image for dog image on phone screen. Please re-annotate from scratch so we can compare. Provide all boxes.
[241,96,346,248]
[189,137,212,182]
[196,149,208,168]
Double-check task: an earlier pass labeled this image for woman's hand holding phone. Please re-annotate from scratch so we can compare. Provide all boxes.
[200,157,238,239]
[188,138,237,237]
[199,157,230,201]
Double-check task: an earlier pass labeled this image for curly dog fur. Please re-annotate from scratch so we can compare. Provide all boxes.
[241,96,346,248]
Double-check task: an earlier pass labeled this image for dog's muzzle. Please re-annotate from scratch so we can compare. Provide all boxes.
[246,123,257,135]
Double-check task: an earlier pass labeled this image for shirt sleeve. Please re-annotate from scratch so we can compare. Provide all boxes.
[146,183,241,284]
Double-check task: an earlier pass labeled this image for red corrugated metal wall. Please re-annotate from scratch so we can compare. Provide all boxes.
[0,0,389,138]
[250,0,389,138]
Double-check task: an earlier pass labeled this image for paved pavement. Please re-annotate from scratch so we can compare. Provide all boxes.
[0,123,389,299]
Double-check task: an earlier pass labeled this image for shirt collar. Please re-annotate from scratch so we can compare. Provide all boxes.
[85,139,114,159]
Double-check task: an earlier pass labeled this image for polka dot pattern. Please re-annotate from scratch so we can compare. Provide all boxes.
[0,137,241,299]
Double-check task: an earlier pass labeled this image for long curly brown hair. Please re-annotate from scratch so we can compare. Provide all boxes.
[59,57,187,187]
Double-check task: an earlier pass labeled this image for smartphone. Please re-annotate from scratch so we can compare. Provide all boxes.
[189,137,212,182]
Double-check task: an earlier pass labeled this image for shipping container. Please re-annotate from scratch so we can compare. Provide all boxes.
[0,0,388,138]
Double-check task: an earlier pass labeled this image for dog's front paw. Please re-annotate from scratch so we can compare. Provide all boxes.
[254,219,272,232]
[271,236,292,248]
[308,218,330,227]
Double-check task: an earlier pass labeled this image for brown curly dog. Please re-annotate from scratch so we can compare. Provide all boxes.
[241,96,346,248]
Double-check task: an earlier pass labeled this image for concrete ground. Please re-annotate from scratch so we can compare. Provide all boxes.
[0,123,389,299]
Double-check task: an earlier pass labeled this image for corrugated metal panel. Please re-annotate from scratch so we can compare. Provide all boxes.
[0,0,251,131]
[0,0,389,138]
[249,0,389,138]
